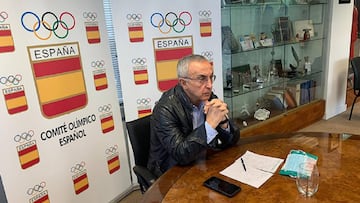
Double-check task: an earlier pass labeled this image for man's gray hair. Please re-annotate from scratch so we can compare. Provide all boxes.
[177,54,208,78]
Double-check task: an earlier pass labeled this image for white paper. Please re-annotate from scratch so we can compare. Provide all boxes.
[240,151,284,173]
[220,151,284,188]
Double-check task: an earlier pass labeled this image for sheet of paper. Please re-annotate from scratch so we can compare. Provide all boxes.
[239,150,284,173]
[220,162,273,188]
[220,150,284,188]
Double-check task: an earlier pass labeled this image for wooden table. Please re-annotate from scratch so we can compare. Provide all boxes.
[142,132,360,202]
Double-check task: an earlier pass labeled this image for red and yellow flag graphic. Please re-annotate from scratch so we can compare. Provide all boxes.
[137,106,151,118]
[3,85,28,114]
[107,153,120,174]
[85,22,101,44]
[28,43,87,118]
[200,19,212,37]
[93,69,108,90]
[133,67,148,85]
[17,140,40,169]
[29,191,50,203]
[128,22,144,43]
[0,24,15,53]
[72,170,89,195]
[153,36,193,92]
[100,113,114,133]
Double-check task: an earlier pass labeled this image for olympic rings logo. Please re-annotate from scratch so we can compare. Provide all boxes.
[83,12,97,21]
[91,60,105,68]
[14,130,34,143]
[21,11,76,40]
[132,58,146,66]
[0,74,22,86]
[137,98,151,106]
[198,10,212,18]
[71,161,85,173]
[98,104,112,113]
[201,51,213,59]
[27,182,46,195]
[0,11,8,23]
[105,145,118,154]
[150,11,192,34]
[127,13,142,21]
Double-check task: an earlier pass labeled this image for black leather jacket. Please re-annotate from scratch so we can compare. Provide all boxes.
[147,84,240,177]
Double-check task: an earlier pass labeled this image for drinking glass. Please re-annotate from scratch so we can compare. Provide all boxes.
[296,163,319,197]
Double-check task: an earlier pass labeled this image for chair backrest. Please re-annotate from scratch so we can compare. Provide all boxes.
[126,115,151,167]
[351,57,360,91]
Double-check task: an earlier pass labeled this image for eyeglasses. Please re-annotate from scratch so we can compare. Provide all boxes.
[182,75,216,85]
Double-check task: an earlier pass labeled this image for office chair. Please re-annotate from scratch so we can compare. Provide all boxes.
[126,115,157,193]
[349,57,360,120]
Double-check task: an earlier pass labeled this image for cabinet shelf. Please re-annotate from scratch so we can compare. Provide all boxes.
[224,69,322,98]
[224,37,326,55]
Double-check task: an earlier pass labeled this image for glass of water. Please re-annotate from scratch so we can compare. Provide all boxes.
[296,163,319,197]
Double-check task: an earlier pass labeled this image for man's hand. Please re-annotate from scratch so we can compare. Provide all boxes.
[204,99,229,129]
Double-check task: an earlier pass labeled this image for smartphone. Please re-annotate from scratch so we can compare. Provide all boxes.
[203,176,241,197]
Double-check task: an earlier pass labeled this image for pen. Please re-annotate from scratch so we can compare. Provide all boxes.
[241,158,246,171]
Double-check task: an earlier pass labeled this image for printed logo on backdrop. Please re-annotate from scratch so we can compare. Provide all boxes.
[91,60,108,91]
[199,10,212,37]
[150,11,192,34]
[40,114,95,147]
[201,51,214,65]
[0,11,15,53]
[27,181,50,203]
[137,97,152,118]
[21,11,76,40]
[71,162,89,195]
[83,12,100,44]
[127,13,144,43]
[105,145,120,174]
[1,74,28,115]
[132,57,148,85]
[27,42,88,118]
[98,104,114,133]
[14,130,40,169]
[152,36,193,91]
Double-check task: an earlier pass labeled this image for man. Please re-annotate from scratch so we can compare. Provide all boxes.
[147,54,240,177]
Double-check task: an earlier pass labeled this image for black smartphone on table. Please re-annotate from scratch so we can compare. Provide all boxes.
[203,176,241,197]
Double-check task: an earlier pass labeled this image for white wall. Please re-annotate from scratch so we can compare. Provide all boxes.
[324,1,353,119]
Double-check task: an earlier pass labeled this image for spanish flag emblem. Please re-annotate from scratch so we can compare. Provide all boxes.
[28,43,87,118]
[128,22,144,43]
[0,24,15,53]
[85,21,101,44]
[17,140,40,169]
[72,170,89,195]
[100,112,114,133]
[93,69,108,90]
[153,36,193,92]
[200,19,212,37]
[29,190,50,203]
[107,153,120,174]
[3,85,28,114]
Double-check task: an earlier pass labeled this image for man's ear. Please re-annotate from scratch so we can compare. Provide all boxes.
[179,78,187,87]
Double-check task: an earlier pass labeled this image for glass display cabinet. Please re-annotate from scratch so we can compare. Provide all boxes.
[221,0,329,133]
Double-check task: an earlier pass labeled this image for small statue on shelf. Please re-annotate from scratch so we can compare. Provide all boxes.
[252,65,264,83]
[304,56,312,74]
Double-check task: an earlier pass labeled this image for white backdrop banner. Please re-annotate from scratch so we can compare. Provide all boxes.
[0,1,131,202]
[111,0,223,122]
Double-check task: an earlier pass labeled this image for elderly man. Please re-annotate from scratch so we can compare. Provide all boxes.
[147,54,240,177]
